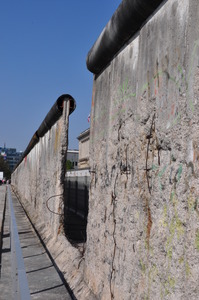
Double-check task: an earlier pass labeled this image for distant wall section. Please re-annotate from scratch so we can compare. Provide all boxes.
[12,99,72,236]
[11,96,99,300]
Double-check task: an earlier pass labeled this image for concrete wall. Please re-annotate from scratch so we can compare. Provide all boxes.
[11,100,97,300]
[86,0,199,299]
[11,1,199,300]
[11,101,85,297]
[12,101,71,237]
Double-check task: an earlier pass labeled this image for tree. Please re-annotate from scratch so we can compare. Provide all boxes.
[66,160,73,170]
[0,156,11,179]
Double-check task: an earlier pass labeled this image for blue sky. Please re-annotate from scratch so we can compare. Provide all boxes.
[0,0,121,151]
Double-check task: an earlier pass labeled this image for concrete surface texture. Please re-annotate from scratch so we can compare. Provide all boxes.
[12,101,70,238]
[11,101,93,298]
[0,185,72,299]
[11,0,199,299]
[86,0,199,299]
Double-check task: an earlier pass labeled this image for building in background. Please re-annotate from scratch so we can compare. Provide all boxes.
[77,128,90,169]
[0,146,23,171]
[65,131,90,244]
[67,149,79,170]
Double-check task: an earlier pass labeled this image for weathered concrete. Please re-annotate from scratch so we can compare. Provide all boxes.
[11,101,96,299]
[12,100,70,238]
[11,0,199,299]
[86,0,199,299]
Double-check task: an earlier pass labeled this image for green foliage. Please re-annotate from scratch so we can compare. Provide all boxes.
[0,156,11,179]
[66,160,73,170]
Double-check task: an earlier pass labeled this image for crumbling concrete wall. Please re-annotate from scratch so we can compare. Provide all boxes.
[11,100,97,300]
[12,102,70,237]
[11,1,199,299]
[85,0,199,299]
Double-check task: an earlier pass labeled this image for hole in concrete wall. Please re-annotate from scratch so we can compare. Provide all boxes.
[64,175,89,244]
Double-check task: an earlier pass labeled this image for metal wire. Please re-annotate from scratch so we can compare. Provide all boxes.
[45,194,63,216]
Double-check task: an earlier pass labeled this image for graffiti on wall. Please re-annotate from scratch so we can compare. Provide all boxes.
[90,39,199,146]
[89,39,199,299]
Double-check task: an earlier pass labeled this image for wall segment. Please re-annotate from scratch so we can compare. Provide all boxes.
[11,1,199,299]
[11,95,98,299]
[12,95,75,237]
[86,0,166,75]
[86,0,199,299]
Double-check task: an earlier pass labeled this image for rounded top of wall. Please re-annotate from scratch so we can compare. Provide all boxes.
[13,94,76,171]
[86,0,165,75]
[57,94,76,115]
[37,94,76,138]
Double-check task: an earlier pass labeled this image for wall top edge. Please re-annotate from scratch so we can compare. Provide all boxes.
[13,94,76,172]
[86,0,166,75]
